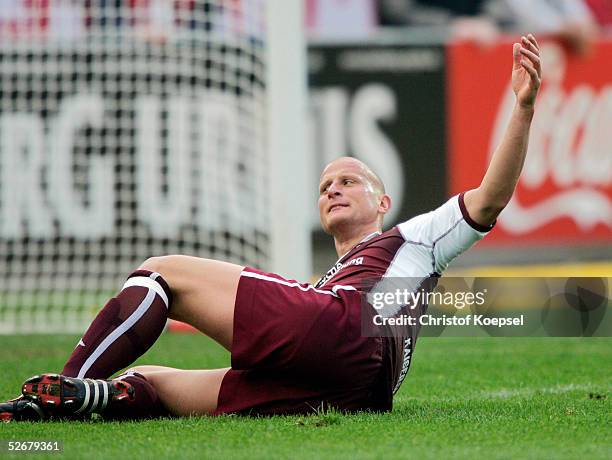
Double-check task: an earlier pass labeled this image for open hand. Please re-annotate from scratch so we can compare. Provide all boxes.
[512,34,542,109]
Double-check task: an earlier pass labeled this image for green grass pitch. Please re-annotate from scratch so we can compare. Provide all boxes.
[1,334,610,459]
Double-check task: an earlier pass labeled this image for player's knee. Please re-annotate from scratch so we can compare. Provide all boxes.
[137,256,181,297]
[139,255,176,277]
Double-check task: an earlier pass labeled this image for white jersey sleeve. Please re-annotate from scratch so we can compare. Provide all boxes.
[397,193,493,274]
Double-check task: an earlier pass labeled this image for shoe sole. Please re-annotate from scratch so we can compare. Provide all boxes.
[22,373,134,414]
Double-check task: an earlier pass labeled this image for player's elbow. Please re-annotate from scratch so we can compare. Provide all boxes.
[483,194,510,217]
[480,185,514,212]
[478,202,506,224]
[466,188,511,225]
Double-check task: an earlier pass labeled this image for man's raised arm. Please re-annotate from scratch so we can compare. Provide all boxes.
[464,34,542,227]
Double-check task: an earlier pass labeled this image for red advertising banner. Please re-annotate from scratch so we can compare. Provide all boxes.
[447,39,612,246]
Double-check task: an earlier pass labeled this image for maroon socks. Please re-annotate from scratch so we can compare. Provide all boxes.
[104,372,169,419]
[62,270,172,379]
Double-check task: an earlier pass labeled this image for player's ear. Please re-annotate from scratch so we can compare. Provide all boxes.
[378,194,391,215]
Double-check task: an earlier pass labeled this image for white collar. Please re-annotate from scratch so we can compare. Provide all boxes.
[336,231,382,262]
[360,231,382,244]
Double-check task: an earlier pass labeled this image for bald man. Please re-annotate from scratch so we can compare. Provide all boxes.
[2,34,542,421]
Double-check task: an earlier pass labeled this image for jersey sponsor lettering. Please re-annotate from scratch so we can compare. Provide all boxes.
[393,338,412,394]
[315,256,364,288]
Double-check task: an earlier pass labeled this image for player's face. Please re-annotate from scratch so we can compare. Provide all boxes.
[318,159,383,235]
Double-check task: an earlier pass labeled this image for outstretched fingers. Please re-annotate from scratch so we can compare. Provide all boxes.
[518,34,542,89]
[519,47,541,76]
[527,33,539,50]
[520,36,541,72]
[521,34,539,54]
[520,58,540,84]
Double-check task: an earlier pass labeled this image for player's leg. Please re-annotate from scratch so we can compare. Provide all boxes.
[61,256,243,380]
[139,255,243,350]
[19,366,229,419]
[9,256,240,422]
[126,366,230,416]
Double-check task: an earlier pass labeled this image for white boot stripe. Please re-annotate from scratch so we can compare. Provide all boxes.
[100,381,109,411]
[83,379,96,413]
[74,379,91,414]
[90,381,100,413]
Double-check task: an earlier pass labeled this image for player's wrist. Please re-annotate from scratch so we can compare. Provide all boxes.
[514,101,535,117]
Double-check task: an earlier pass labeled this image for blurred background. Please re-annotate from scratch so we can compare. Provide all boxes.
[0,0,610,333]
[306,0,612,276]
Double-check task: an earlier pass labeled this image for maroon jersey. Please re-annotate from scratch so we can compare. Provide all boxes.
[314,193,493,396]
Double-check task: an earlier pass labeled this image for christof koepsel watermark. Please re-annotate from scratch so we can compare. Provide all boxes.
[372,314,524,327]
[361,276,611,337]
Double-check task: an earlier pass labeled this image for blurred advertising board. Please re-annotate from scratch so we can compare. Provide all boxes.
[308,43,447,229]
[447,39,612,246]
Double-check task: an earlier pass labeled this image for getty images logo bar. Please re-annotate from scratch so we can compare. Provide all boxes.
[360,277,611,338]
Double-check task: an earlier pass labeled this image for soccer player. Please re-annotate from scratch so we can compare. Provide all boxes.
[1,34,542,422]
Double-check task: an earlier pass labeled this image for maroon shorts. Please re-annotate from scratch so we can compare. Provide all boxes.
[214,267,387,416]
